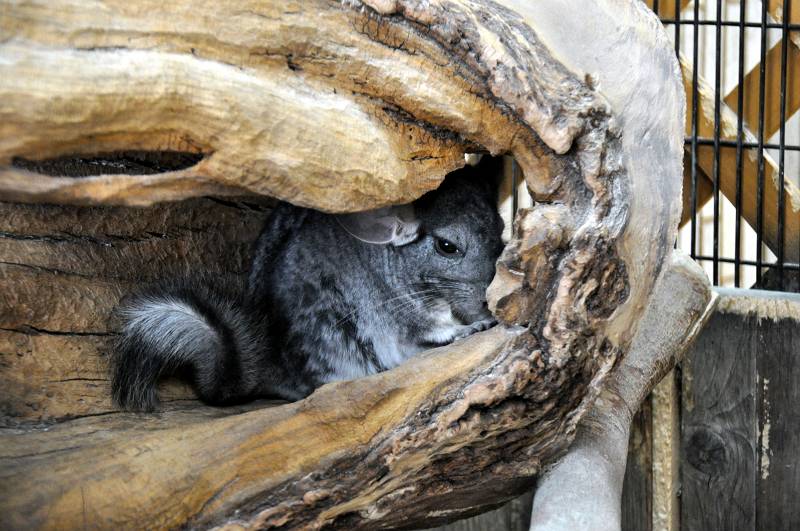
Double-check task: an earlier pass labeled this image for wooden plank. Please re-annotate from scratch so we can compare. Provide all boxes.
[768,1,800,50]
[751,294,800,529]
[680,299,758,530]
[679,0,800,228]
[652,370,680,531]
[724,38,800,142]
[621,396,653,531]
[681,57,800,263]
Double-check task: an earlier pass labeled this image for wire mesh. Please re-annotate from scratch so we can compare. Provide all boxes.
[652,0,798,291]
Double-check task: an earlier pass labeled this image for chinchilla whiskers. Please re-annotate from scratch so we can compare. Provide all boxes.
[384,293,440,317]
[385,293,446,320]
[416,278,473,294]
[334,289,441,327]
[372,290,442,319]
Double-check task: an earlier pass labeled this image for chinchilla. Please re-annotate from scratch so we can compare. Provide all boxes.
[110,159,505,411]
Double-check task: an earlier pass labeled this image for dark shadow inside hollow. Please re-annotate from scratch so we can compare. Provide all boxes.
[104,154,512,412]
[11,150,205,177]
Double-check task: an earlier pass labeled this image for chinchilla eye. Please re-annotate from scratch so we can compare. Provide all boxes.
[434,237,462,258]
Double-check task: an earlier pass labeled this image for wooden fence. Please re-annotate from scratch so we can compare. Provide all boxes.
[622,288,800,530]
[434,288,800,531]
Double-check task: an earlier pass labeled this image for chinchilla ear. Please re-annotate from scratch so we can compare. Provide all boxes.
[335,204,421,246]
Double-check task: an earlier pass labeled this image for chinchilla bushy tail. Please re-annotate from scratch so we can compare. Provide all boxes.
[111,278,272,411]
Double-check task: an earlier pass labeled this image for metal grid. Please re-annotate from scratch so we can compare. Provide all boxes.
[650,0,799,291]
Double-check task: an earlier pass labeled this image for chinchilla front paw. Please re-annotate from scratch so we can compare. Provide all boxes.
[453,317,497,340]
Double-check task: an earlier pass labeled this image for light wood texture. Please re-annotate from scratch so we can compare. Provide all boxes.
[0,0,686,528]
[651,370,681,531]
[680,57,800,262]
[530,253,716,531]
[724,39,800,142]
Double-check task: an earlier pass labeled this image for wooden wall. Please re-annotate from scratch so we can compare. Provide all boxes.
[624,288,800,531]
[437,289,800,531]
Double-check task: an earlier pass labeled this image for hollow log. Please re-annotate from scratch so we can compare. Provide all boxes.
[530,253,716,531]
[0,1,698,529]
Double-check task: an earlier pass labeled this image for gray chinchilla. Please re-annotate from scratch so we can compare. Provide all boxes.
[110,158,505,411]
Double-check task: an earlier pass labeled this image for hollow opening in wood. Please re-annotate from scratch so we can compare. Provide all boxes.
[138,154,519,408]
[0,1,688,528]
[10,150,206,178]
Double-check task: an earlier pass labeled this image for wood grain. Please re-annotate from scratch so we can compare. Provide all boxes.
[0,197,269,424]
[621,397,654,531]
[753,296,800,530]
[680,305,758,530]
[0,0,687,528]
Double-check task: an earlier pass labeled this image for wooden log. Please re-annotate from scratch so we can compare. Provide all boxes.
[430,493,534,531]
[530,253,716,531]
[0,0,686,528]
[0,197,270,423]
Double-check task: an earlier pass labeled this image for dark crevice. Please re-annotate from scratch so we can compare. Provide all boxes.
[0,227,210,246]
[0,261,99,279]
[45,378,108,384]
[0,326,116,337]
[11,150,205,178]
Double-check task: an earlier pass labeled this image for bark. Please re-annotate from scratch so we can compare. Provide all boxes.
[530,253,716,531]
[0,1,691,529]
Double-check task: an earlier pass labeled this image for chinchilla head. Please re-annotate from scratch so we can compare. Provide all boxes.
[402,163,505,324]
[339,159,504,326]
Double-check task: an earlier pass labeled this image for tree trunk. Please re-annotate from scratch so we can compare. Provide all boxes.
[0,1,701,529]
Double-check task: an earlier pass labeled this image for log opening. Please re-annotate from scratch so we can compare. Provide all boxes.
[0,0,691,528]
[10,150,207,178]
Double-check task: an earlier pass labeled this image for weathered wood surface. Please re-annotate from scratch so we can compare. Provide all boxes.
[621,397,654,531]
[1,0,593,211]
[530,253,715,531]
[680,290,800,530]
[0,197,270,423]
[0,0,686,529]
[753,293,800,530]
[680,298,759,530]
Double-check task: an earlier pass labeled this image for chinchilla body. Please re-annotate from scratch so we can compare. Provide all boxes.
[111,162,504,411]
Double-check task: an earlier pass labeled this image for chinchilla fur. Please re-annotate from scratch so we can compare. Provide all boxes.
[111,160,505,411]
